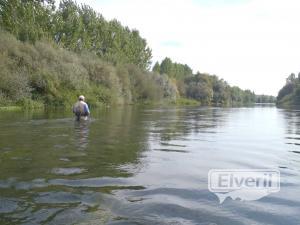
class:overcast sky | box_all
[75,0,300,95]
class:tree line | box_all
[277,73,300,106]
[152,58,275,105]
[0,0,274,108]
[0,0,152,69]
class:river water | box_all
[0,105,299,225]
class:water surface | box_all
[0,105,299,224]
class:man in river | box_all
[73,95,90,121]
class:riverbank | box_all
[1,99,268,112]
[0,30,178,108]
[0,97,201,112]
[0,106,22,111]
[0,1,275,109]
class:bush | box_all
[0,30,177,108]
[17,98,44,109]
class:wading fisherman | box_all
[73,95,90,121]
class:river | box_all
[0,105,299,225]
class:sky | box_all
[75,0,300,95]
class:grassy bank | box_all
[173,98,200,106]
[0,106,22,111]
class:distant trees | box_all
[286,73,296,84]
[152,62,160,74]
[255,95,276,103]
[185,73,213,104]
[152,58,258,105]
[154,57,193,79]
[277,73,300,106]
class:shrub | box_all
[0,30,176,108]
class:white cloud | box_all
[75,0,300,95]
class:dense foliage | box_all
[0,31,177,107]
[0,0,271,108]
[153,58,261,105]
[0,0,152,69]
[277,73,300,106]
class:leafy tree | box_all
[185,73,213,104]
[152,62,160,73]
[277,79,296,102]
[160,57,173,75]
[0,0,54,42]
[0,0,152,69]
[155,57,193,79]
[286,73,296,83]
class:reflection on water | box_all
[74,120,90,151]
[0,105,300,224]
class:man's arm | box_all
[84,103,90,115]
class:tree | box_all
[152,62,160,73]
[0,0,54,42]
[0,0,152,69]
[277,83,295,101]
[160,57,173,75]
[286,73,296,83]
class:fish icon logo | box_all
[208,169,280,204]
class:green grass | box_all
[0,106,22,111]
[173,98,200,106]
